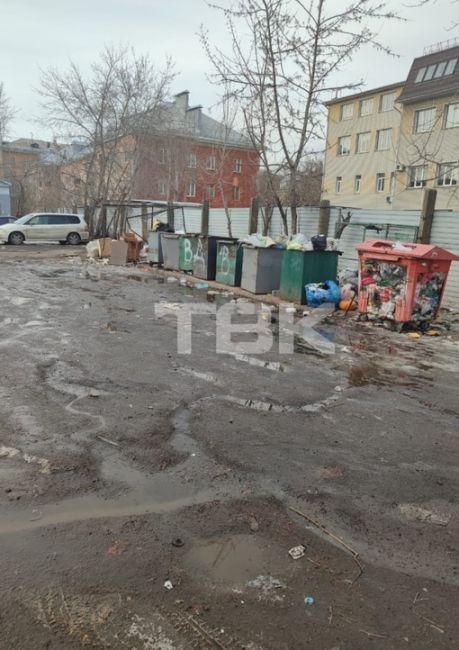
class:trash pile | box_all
[86,233,145,266]
[412,271,446,323]
[338,268,359,311]
[240,232,339,252]
[360,259,406,321]
[304,280,341,307]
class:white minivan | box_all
[0,212,89,245]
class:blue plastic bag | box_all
[305,280,341,307]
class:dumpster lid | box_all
[356,239,459,261]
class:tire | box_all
[8,231,25,245]
[67,232,82,246]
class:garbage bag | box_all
[305,280,341,307]
[311,235,327,251]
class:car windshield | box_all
[13,213,36,225]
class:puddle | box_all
[170,406,201,455]
[185,534,279,585]
[0,453,215,535]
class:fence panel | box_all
[430,211,459,306]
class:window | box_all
[234,159,242,173]
[206,155,216,170]
[27,215,49,225]
[359,98,373,116]
[444,103,459,128]
[434,61,447,78]
[445,58,458,75]
[436,162,458,187]
[48,215,70,225]
[68,215,80,224]
[415,67,426,83]
[188,153,197,168]
[414,107,436,133]
[158,148,166,164]
[408,165,427,188]
[356,132,371,153]
[206,185,216,199]
[341,103,353,120]
[423,64,436,81]
[337,135,351,156]
[380,93,396,112]
[158,181,167,196]
[376,128,392,151]
[415,58,458,83]
[354,175,362,193]
[232,185,240,200]
[335,176,342,193]
[376,173,385,192]
[186,181,196,197]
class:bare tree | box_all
[202,0,401,234]
[39,46,175,236]
[0,83,15,141]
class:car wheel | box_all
[8,231,25,245]
[67,232,82,246]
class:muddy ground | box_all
[0,244,458,649]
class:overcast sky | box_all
[1,0,457,141]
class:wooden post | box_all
[318,199,330,236]
[249,197,259,234]
[201,199,209,236]
[418,188,437,244]
[141,204,148,241]
[167,201,175,231]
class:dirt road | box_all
[0,245,458,649]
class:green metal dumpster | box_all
[280,250,340,304]
[215,239,243,286]
[179,234,198,272]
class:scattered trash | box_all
[107,541,128,556]
[339,298,357,311]
[96,435,120,447]
[426,329,440,337]
[304,596,315,606]
[86,240,99,259]
[0,446,20,459]
[305,281,341,307]
[172,538,184,548]
[288,545,306,560]
[164,580,174,590]
[247,575,285,602]
[290,506,363,582]
[166,276,178,283]
[195,282,209,289]
[29,509,43,522]
[408,332,421,339]
[180,278,188,286]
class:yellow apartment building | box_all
[322,41,459,211]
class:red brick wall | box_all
[179,143,259,208]
[134,137,259,208]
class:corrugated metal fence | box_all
[115,202,459,305]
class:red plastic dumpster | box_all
[356,239,459,325]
